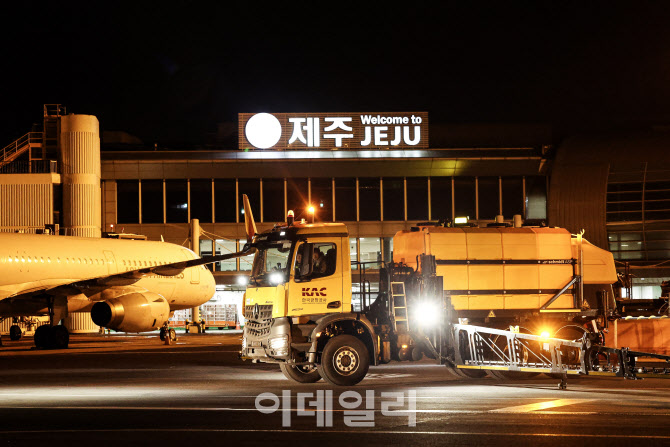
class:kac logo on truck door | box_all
[302,287,327,297]
[302,287,327,304]
[239,112,429,150]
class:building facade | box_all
[2,107,668,302]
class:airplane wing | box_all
[101,249,254,281]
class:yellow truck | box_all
[239,197,669,386]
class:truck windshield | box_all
[249,241,293,286]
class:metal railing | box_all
[43,104,66,117]
[351,260,384,312]
[1,132,42,165]
[0,159,57,174]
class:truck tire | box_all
[279,363,322,383]
[318,335,369,386]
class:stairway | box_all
[0,105,65,173]
[0,132,42,171]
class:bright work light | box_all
[269,272,284,285]
[415,301,441,327]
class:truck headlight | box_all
[269,272,284,285]
[415,301,441,327]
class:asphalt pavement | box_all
[0,332,669,446]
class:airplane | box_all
[0,232,248,349]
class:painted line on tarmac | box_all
[0,406,615,415]
[491,398,593,413]
[0,428,669,439]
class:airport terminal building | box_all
[1,106,669,324]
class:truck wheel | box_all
[279,363,322,383]
[318,335,370,386]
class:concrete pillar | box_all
[189,219,202,333]
[60,114,101,237]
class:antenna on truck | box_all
[243,194,257,242]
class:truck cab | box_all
[241,221,378,385]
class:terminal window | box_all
[502,177,524,218]
[406,177,428,221]
[383,177,404,221]
[310,178,333,222]
[454,178,476,221]
[190,179,212,223]
[262,178,284,222]
[238,179,260,222]
[359,178,381,221]
[166,180,188,223]
[116,180,139,224]
[335,178,357,221]
[430,177,452,222]
[141,180,164,224]
[287,178,308,219]
[214,179,237,223]
[478,176,500,220]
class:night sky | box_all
[2,2,670,148]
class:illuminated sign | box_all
[238,112,429,150]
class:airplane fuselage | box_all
[0,233,216,317]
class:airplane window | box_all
[21,257,25,263]
[144,261,147,266]
[7,257,11,263]
[41,257,44,263]
[78,258,81,264]
[47,258,51,263]
[27,257,31,263]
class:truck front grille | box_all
[245,304,273,338]
[245,304,273,321]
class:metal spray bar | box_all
[450,324,670,387]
